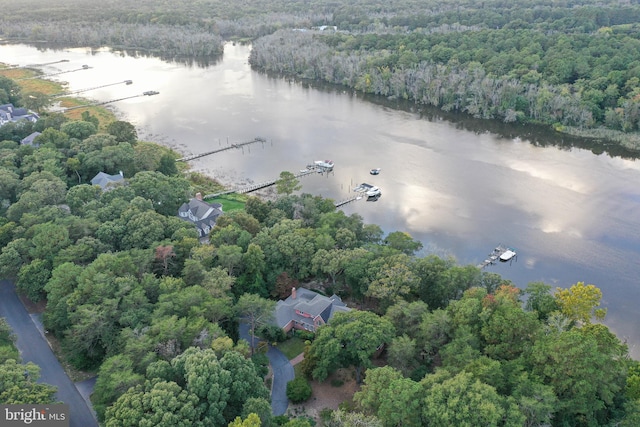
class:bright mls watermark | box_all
[1,405,68,426]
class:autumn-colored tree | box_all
[555,281,607,325]
[273,271,298,300]
[228,413,261,427]
[155,245,176,275]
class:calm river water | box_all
[2,43,639,357]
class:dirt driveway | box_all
[287,368,360,422]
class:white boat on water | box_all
[366,186,381,197]
[314,160,334,170]
[499,249,517,262]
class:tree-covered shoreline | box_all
[2,0,640,150]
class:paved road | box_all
[0,280,98,427]
[239,322,294,415]
[267,345,295,415]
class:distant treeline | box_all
[3,0,640,148]
[0,21,223,58]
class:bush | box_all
[330,378,344,387]
[286,376,312,403]
[319,408,333,424]
[251,352,270,378]
[294,330,315,341]
[272,415,290,425]
[259,324,287,342]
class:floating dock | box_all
[353,183,375,192]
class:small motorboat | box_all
[366,186,381,197]
[314,160,334,170]
[370,168,381,175]
[499,249,517,262]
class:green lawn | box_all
[275,337,306,360]
[206,193,246,212]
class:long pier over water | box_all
[177,137,267,162]
[204,168,318,199]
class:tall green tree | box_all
[107,120,138,143]
[60,120,97,140]
[22,91,52,113]
[383,231,423,255]
[0,75,21,105]
[91,355,144,421]
[524,281,559,321]
[16,259,51,302]
[311,248,349,287]
[529,328,625,425]
[275,171,301,195]
[105,348,268,426]
[421,371,524,427]
[0,359,57,404]
[129,171,191,216]
[236,293,275,354]
[309,310,395,383]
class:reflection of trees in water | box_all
[117,48,223,68]
[411,104,639,160]
[20,42,223,69]
[288,77,640,160]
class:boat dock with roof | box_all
[477,244,517,269]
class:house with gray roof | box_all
[20,131,42,146]
[275,287,351,333]
[90,171,125,190]
[177,193,223,237]
[0,103,39,126]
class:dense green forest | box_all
[1,73,640,426]
[2,0,640,149]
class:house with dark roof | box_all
[177,193,223,237]
[20,131,42,146]
[275,287,351,333]
[90,171,125,190]
[0,104,39,126]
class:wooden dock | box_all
[204,168,316,199]
[176,137,267,162]
[334,194,363,207]
[63,91,159,112]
